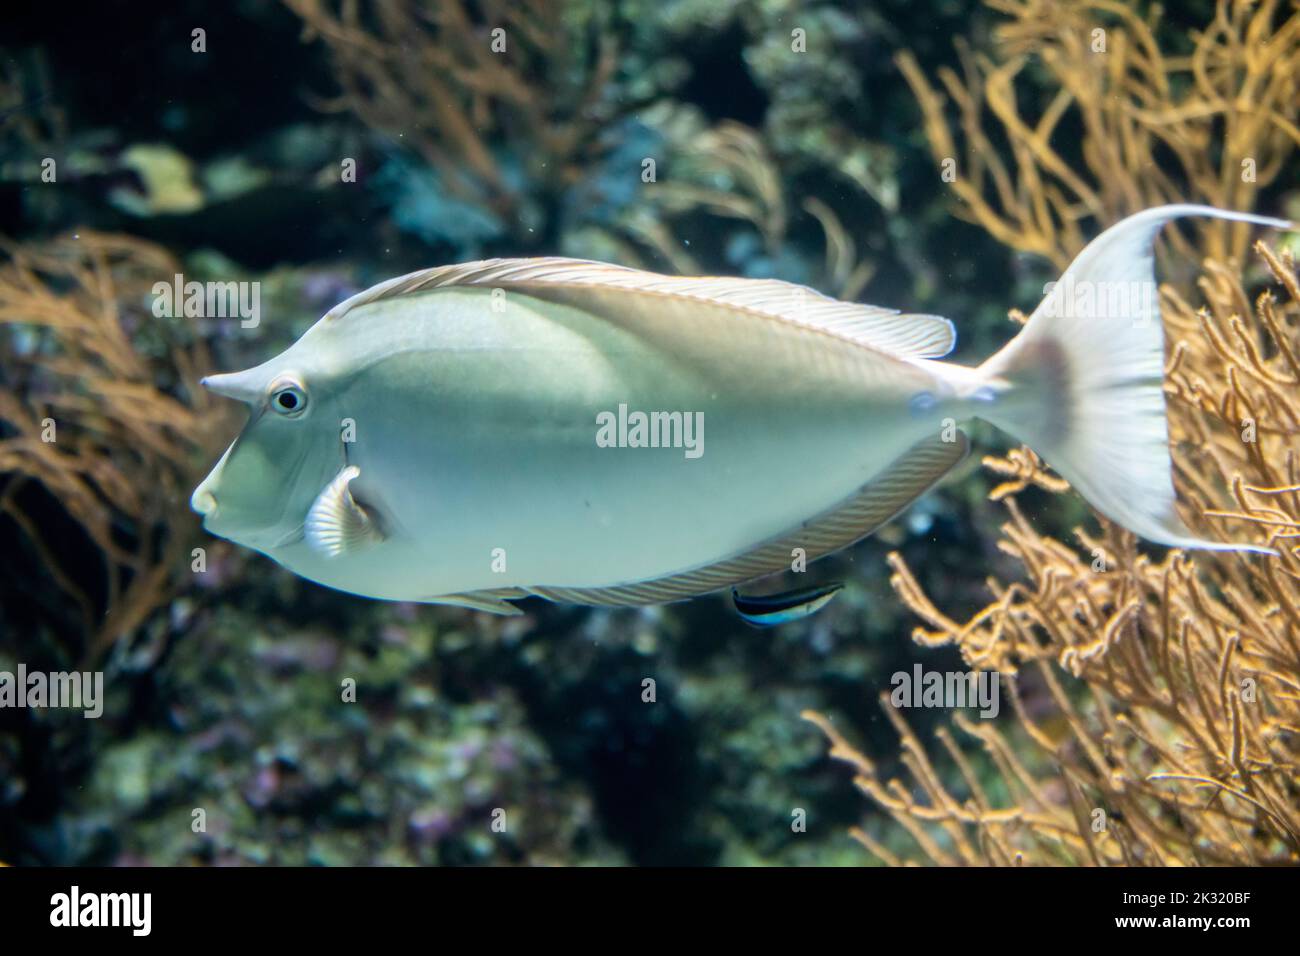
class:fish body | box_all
[193,206,1287,615]
[200,280,964,602]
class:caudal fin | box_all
[977,204,1290,554]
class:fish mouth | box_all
[191,487,218,517]
[191,436,240,521]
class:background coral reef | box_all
[1,0,1297,865]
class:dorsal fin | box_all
[525,432,969,608]
[326,257,956,360]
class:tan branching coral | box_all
[809,243,1300,866]
[284,0,618,226]
[0,232,229,663]
[808,0,1300,866]
[896,0,1300,270]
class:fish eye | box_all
[269,380,308,417]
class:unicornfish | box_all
[191,205,1288,617]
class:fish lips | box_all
[191,439,237,520]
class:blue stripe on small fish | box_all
[731,582,844,627]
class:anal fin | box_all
[431,590,526,617]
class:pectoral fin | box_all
[306,465,384,557]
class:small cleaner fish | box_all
[192,205,1287,617]
[732,583,845,627]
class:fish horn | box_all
[200,369,265,403]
